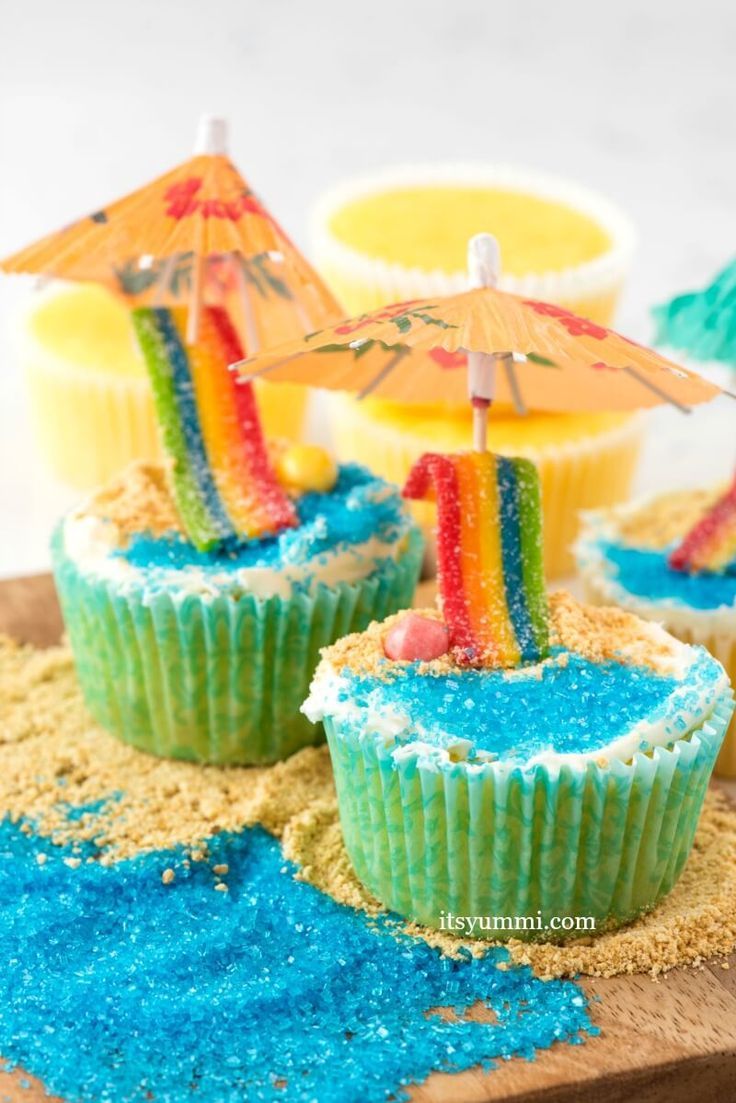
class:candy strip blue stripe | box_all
[497,457,540,661]
[154,309,233,539]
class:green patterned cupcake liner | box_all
[52,527,423,765]
[325,692,734,940]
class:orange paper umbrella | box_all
[238,234,730,448]
[1,116,342,346]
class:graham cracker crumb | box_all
[316,607,449,681]
[0,634,335,861]
[161,868,175,885]
[80,461,182,541]
[617,487,721,549]
[212,863,229,876]
[2,634,735,980]
[505,788,736,978]
[281,798,383,915]
[317,592,682,680]
[549,591,680,673]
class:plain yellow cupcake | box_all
[311,164,636,323]
[21,284,309,488]
[315,165,640,577]
[329,396,643,579]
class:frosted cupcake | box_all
[329,396,642,578]
[52,459,423,765]
[304,593,732,938]
[575,484,736,776]
[20,284,310,488]
[311,164,635,323]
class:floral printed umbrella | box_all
[0,116,342,346]
[237,235,729,449]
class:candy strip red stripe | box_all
[404,453,475,655]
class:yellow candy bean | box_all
[276,444,338,493]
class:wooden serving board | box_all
[1,574,735,1103]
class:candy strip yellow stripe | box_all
[175,312,270,537]
[453,455,489,655]
[473,453,522,666]
[457,454,520,666]
[700,529,736,572]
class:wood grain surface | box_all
[1,574,735,1103]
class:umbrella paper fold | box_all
[1,116,343,349]
[236,279,726,414]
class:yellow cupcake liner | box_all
[23,341,308,490]
[582,574,736,778]
[328,398,643,579]
[26,355,161,488]
[311,164,636,324]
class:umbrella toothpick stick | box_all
[502,353,527,416]
[467,233,501,453]
[186,115,229,345]
[469,354,496,452]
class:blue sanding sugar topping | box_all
[339,648,721,761]
[600,540,736,610]
[116,464,409,577]
[0,819,596,1103]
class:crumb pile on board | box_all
[1,636,735,986]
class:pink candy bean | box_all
[384,613,450,662]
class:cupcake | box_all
[52,458,423,765]
[20,284,310,488]
[575,485,736,777]
[329,396,642,578]
[311,164,635,323]
[303,592,732,938]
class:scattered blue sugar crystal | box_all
[59,795,120,822]
[116,464,409,587]
[0,818,596,1103]
[343,652,684,761]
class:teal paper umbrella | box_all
[654,258,736,368]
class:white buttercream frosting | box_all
[302,603,730,770]
[60,463,416,600]
[575,495,736,634]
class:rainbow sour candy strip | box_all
[404,452,549,667]
[669,474,736,574]
[132,306,296,551]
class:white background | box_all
[1,0,735,577]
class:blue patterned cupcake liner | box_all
[52,526,423,765]
[325,692,733,939]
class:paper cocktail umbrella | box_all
[1,116,343,348]
[237,233,733,667]
[1,117,343,548]
[236,233,728,418]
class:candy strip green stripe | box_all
[132,309,221,551]
[514,458,549,657]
